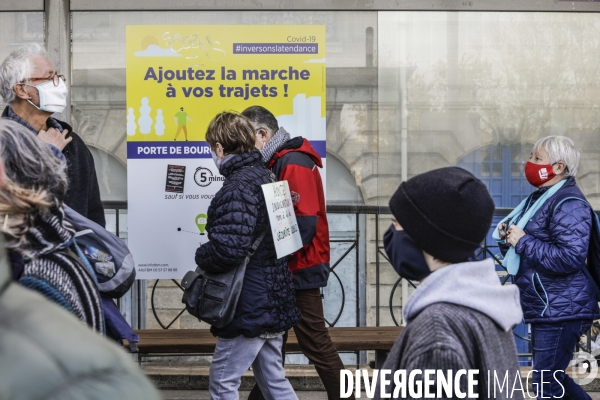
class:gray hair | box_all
[241,106,279,133]
[0,43,47,104]
[533,135,581,177]
[0,120,68,200]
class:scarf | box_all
[6,107,67,163]
[260,127,291,164]
[211,151,235,173]
[6,107,63,135]
[492,179,567,275]
[16,204,104,332]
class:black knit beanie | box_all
[388,167,495,263]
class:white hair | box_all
[0,43,47,104]
[533,135,581,177]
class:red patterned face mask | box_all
[525,161,555,187]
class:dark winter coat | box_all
[2,106,106,227]
[269,137,330,289]
[195,151,300,338]
[0,236,161,400]
[513,177,600,324]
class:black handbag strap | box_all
[194,229,268,275]
[248,229,268,257]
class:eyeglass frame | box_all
[19,73,66,87]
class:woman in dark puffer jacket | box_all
[195,112,300,400]
[494,136,599,400]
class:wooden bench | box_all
[129,326,403,368]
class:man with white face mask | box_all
[0,44,105,226]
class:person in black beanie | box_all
[375,167,525,400]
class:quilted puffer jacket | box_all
[513,177,600,324]
[194,151,301,338]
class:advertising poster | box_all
[126,25,326,279]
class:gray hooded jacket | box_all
[0,237,161,400]
[376,259,524,400]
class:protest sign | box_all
[262,181,303,259]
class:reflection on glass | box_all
[0,12,44,108]
[71,10,377,341]
[71,11,377,206]
[89,146,127,201]
[379,12,600,209]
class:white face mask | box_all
[211,150,222,170]
[25,78,68,114]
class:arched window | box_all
[456,143,533,208]
[326,154,364,205]
[89,147,127,201]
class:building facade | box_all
[2,0,600,365]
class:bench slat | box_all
[130,327,403,354]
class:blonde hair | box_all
[205,112,257,154]
[0,178,53,253]
[0,120,68,255]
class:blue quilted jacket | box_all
[194,151,300,338]
[512,177,600,324]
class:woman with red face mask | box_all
[493,136,599,400]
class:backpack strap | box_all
[551,196,600,232]
[552,196,588,217]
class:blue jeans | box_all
[209,335,298,400]
[531,320,592,400]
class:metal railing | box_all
[148,205,364,330]
[101,202,516,329]
[103,201,598,364]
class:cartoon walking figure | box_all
[174,107,193,141]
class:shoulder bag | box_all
[181,230,267,328]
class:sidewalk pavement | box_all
[160,390,600,399]
[144,364,330,391]
[162,390,327,399]
[144,364,600,392]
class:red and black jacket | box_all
[269,137,330,290]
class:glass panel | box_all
[72,12,376,354]
[511,163,522,177]
[492,163,502,177]
[481,163,490,177]
[378,12,600,209]
[0,12,44,108]
[71,11,376,208]
[379,11,600,365]
[89,147,127,201]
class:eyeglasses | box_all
[21,73,66,87]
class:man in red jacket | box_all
[243,106,353,400]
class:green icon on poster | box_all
[196,213,208,235]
